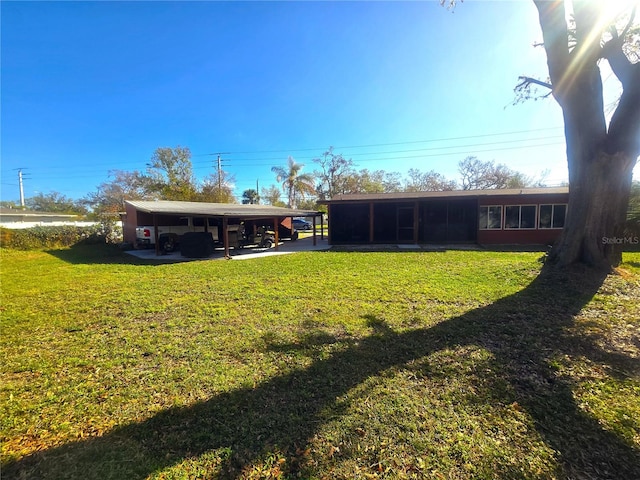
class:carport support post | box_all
[413,201,419,244]
[273,217,279,250]
[153,214,160,256]
[223,217,230,259]
[312,216,317,246]
[369,202,374,243]
[326,205,331,244]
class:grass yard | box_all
[1,245,639,479]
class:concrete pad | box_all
[125,236,330,262]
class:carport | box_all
[123,200,322,257]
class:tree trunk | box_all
[548,151,635,269]
[534,0,640,271]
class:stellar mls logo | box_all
[602,236,639,245]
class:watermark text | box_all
[602,236,639,245]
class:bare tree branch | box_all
[439,0,460,10]
[533,0,571,104]
[602,7,638,88]
[619,6,636,42]
[517,76,552,90]
[510,76,553,106]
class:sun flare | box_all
[599,0,639,23]
[566,0,639,28]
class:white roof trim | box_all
[125,200,319,218]
[327,187,569,202]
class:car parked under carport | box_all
[123,200,321,258]
[292,218,312,230]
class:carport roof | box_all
[126,200,319,218]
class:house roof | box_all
[0,208,79,219]
[326,187,569,203]
[125,200,320,218]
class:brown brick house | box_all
[324,187,569,247]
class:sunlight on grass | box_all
[1,247,639,479]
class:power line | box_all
[196,140,566,168]
[194,126,564,156]
[6,132,566,180]
[202,135,565,166]
[0,160,147,172]
[2,128,568,186]
[17,139,566,182]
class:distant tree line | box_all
[1,146,235,217]
[277,146,550,208]
[0,191,89,216]
[5,145,637,232]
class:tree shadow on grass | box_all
[4,267,640,479]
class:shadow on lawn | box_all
[5,267,640,479]
[45,244,183,266]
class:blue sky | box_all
[1,1,636,203]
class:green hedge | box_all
[0,223,122,250]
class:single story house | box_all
[323,187,569,246]
[123,200,322,256]
[0,208,95,229]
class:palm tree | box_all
[271,156,316,208]
[241,189,260,205]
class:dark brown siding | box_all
[123,203,139,244]
[478,229,562,245]
[477,193,568,245]
[327,190,570,246]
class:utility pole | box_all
[18,169,25,208]
[210,152,230,195]
[14,168,28,209]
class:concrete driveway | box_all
[125,235,329,262]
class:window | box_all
[504,205,537,229]
[479,206,502,230]
[539,204,567,229]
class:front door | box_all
[397,206,415,242]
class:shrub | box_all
[0,224,120,250]
[97,219,124,244]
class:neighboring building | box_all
[0,208,94,229]
[324,187,569,246]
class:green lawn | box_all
[1,245,639,479]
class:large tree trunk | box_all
[534,0,640,271]
[549,150,635,269]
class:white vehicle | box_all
[135,217,220,252]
